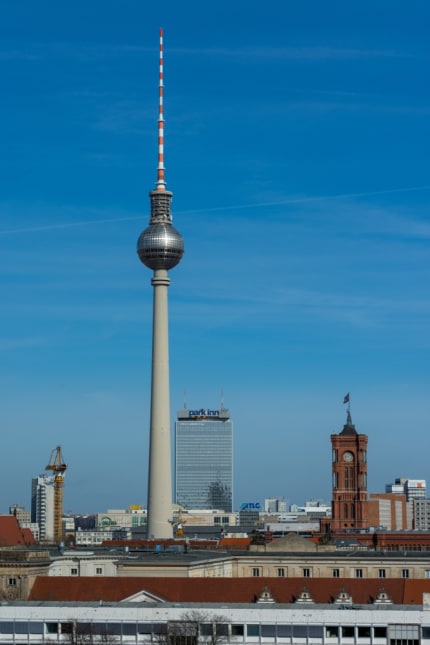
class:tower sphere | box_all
[137,222,184,270]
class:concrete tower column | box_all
[147,269,172,538]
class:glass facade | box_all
[175,409,233,512]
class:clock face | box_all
[343,451,354,462]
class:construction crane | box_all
[46,446,67,544]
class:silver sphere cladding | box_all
[137,223,184,270]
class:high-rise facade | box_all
[330,410,368,531]
[175,408,233,512]
[385,478,427,530]
[31,475,55,542]
[264,497,287,513]
[386,478,426,501]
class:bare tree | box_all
[167,610,229,645]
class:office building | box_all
[386,478,427,501]
[175,407,233,512]
[413,499,430,531]
[264,497,287,513]
[31,475,55,542]
[385,478,427,529]
[368,492,408,530]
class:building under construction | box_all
[31,446,67,544]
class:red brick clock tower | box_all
[330,409,368,531]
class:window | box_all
[261,625,276,637]
[71,568,78,575]
[216,624,228,637]
[246,625,260,636]
[96,567,103,575]
[326,626,339,638]
[425,570,430,579]
[200,624,213,637]
[29,623,44,634]
[45,623,58,635]
[373,626,387,638]
[152,623,167,635]
[355,568,363,578]
[342,626,354,638]
[231,625,244,636]
[332,568,340,578]
[252,567,260,577]
[277,568,285,577]
[61,623,73,635]
[333,472,338,488]
[15,623,29,634]
[0,622,14,634]
[389,624,419,641]
[138,624,152,635]
[333,449,338,462]
[7,578,16,586]
[358,626,371,638]
[106,623,122,636]
[345,466,355,489]
[379,568,386,578]
[303,568,310,577]
[402,568,409,578]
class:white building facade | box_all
[0,599,429,644]
[31,475,55,542]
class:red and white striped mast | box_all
[156,27,166,191]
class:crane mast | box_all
[46,446,67,544]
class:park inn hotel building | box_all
[175,407,233,512]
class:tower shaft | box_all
[147,269,172,538]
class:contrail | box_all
[180,185,430,215]
[0,185,429,235]
[0,215,142,235]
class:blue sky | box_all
[1,1,430,514]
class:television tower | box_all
[137,29,184,539]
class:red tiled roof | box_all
[219,537,252,549]
[0,516,35,546]
[29,576,427,605]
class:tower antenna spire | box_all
[156,27,166,191]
